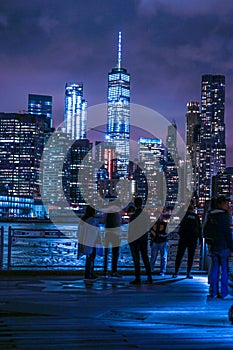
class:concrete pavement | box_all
[0,272,233,349]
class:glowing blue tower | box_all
[106,32,130,178]
[64,83,87,140]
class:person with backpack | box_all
[150,214,169,276]
[172,199,202,279]
[204,196,233,299]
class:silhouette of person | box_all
[172,199,202,279]
[128,197,152,285]
[206,196,233,299]
[103,208,122,277]
[78,205,100,280]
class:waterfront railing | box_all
[2,225,205,273]
[7,226,81,270]
[6,226,136,271]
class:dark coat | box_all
[178,211,202,244]
[128,208,150,243]
[150,219,168,244]
[205,209,232,252]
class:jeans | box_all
[104,246,119,274]
[150,242,169,273]
[209,248,230,298]
[104,231,120,274]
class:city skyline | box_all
[1,1,233,165]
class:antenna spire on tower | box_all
[117,31,122,69]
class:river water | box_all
[0,221,132,271]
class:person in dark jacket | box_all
[128,197,152,285]
[150,214,168,276]
[207,196,233,299]
[172,199,202,279]
[103,211,121,277]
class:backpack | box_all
[203,215,218,245]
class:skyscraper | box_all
[166,119,178,159]
[212,172,233,199]
[41,129,70,207]
[186,101,200,193]
[28,94,53,128]
[64,83,87,140]
[67,139,93,208]
[95,141,117,180]
[106,32,130,178]
[138,137,165,211]
[199,75,226,205]
[165,120,179,209]
[0,113,45,217]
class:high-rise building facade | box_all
[0,113,45,217]
[64,83,87,140]
[138,137,165,212]
[106,32,130,178]
[166,119,178,159]
[67,139,93,209]
[199,75,226,205]
[95,141,117,180]
[165,120,179,209]
[212,172,233,199]
[28,94,53,128]
[132,163,148,205]
[41,129,70,208]
[186,101,201,193]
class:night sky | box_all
[1,0,233,164]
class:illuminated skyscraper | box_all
[95,141,117,180]
[199,75,226,205]
[68,139,93,208]
[138,138,165,211]
[186,102,200,155]
[166,119,178,159]
[106,32,130,178]
[28,94,53,128]
[64,83,87,140]
[212,171,233,199]
[41,129,70,207]
[165,120,179,209]
[186,101,200,193]
[0,113,45,217]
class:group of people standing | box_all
[78,196,233,297]
[78,197,164,283]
